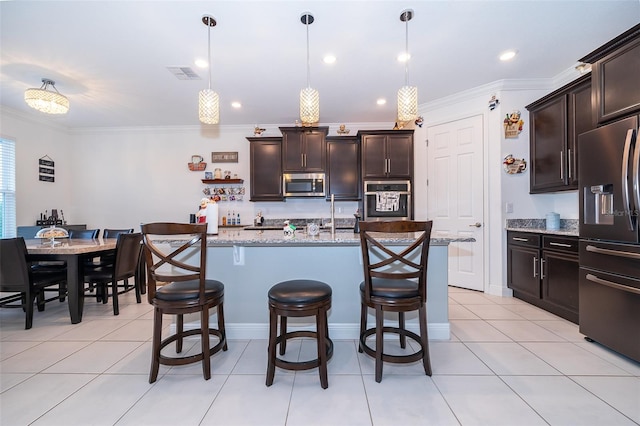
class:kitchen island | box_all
[159,228,473,340]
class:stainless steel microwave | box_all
[283,173,326,197]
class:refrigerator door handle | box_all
[586,273,640,296]
[633,127,640,219]
[621,129,635,231]
[586,244,640,260]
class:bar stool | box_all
[266,279,333,389]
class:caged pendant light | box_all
[199,14,219,124]
[24,78,69,115]
[397,9,418,123]
[300,13,319,125]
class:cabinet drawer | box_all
[543,236,578,253]
[507,232,540,248]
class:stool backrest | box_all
[358,220,433,303]
[140,222,207,303]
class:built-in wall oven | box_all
[363,180,411,221]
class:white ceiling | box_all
[1,0,639,129]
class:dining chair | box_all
[69,228,100,239]
[357,220,433,382]
[85,228,134,290]
[0,237,68,329]
[82,232,143,315]
[141,222,227,383]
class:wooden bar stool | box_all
[266,279,333,389]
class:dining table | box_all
[25,237,117,324]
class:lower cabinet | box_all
[507,231,579,323]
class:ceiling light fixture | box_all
[397,9,417,123]
[24,78,69,115]
[499,50,517,61]
[300,13,319,125]
[199,14,219,125]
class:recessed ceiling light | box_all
[376,98,387,105]
[499,50,518,61]
[323,55,336,64]
[231,102,242,108]
[194,58,208,68]
[397,53,411,62]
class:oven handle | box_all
[586,273,640,295]
[621,129,635,231]
[586,244,640,260]
[364,191,410,195]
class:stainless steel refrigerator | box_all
[578,115,640,362]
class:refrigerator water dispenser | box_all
[584,184,614,225]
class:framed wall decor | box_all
[39,155,55,182]
[212,151,238,163]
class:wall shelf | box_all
[202,179,244,184]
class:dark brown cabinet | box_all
[279,126,328,173]
[507,231,579,323]
[247,137,283,202]
[326,136,360,201]
[580,24,640,125]
[526,74,593,193]
[358,130,413,179]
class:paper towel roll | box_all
[205,203,219,235]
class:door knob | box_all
[469,222,482,228]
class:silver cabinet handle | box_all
[533,257,538,278]
[549,242,572,248]
[512,237,528,242]
[468,222,482,228]
[560,151,564,180]
[633,127,640,218]
[568,148,572,180]
[540,258,546,279]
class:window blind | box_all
[0,138,16,238]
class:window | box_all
[0,138,16,238]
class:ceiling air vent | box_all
[167,67,201,80]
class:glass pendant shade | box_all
[24,79,69,115]
[199,89,219,124]
[300,87,319,124]
[397,85,418,122]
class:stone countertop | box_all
[157,229,475,247]
[505,218,579,237]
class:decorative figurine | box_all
[503,154,527,174]
[414,116,424,128]
[337,124,350,135]
[253,125,266,136]
[488,95,500,111]
[283,220,296,238]
[504,110,524,138]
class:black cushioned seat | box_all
[156,280,224,301]
[266,279,333,389]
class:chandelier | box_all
[24,78,69,115]
[300,13,319,125]
[199,14,219,124]
[397,9,418,122]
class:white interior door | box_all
[427,115,484,291]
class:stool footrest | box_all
[273,331,334,371]
[359,326,424,364]
[158,328,226,367]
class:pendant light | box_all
[300,13,319,125]
[199,14,219,124]
[24,78,69,115]
[397,9,418,122]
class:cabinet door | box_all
[361,134,387,178]
[386,134,413,178]
[303,131,326,172]
[282,132,304,172]
[530,96,567,193]
[568,80,593,188]
[327,137,360,200]
[508,246,541,299]
[592,37,640,124]
[249,138,283,201]
[542,250,579,317]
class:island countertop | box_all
[162,229,475,247]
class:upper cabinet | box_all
[526,74,593,193]
[279,126,328,173]
[326,135,360,201]
[358,130,414,179]
[247,137,284,202]
[579,24,640,125]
